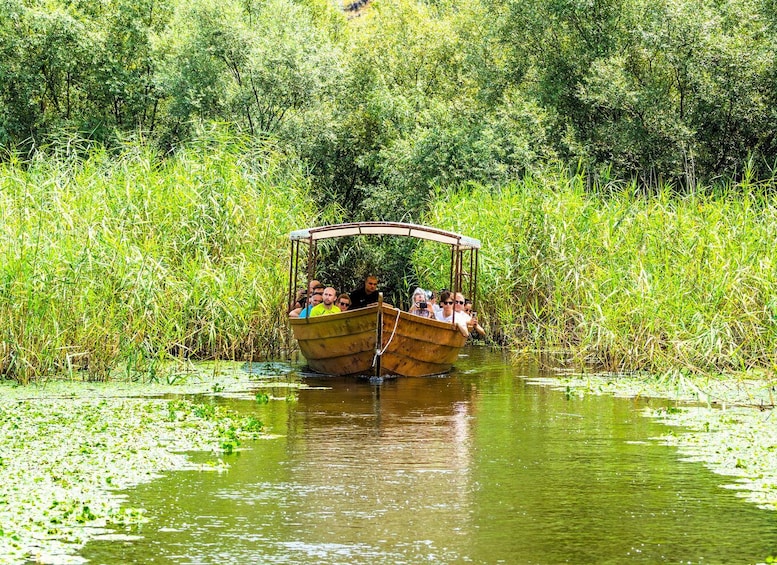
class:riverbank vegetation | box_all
[4,145,777,380]
[0,133,324,383]
[423,173,777,375]
[2,0,777,382]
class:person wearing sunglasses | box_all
[336,293,351,311]
[454,292,486,338]
[452,292,471,324]
[434,291,469,336]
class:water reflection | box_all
[80,347,777,564]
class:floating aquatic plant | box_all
[0,362,292,563]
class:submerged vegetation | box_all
[0,361,287,563]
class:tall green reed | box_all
[0,129,318,383]
[422,169,777,376]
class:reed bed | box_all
[423,172,777,376]
[0,132,317,383]
[4,133,775,381]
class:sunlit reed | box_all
[423,168,777,376]
[0,130,317,383]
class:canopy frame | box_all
[287,222,480,312]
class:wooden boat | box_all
[287,222,480,378]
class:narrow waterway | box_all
[81,347,777,564]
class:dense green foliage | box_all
[3,0,776,191]
[2,0,777,379]
[420,173,777,374]
[0,131,319,382]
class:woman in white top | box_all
[435,291,469,336]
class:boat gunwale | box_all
[289,302,459,332]
[290,303,466,377]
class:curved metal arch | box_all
[290,221,481,251]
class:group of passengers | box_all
[409,287,485,338]
[289,275,380,318]
[290,275,484,338]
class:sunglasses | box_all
[338,301,350,306]
[442,301,454,305]
[455,300,465,305]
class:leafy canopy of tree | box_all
[2,0,776,196]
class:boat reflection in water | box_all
[277,372,480,561]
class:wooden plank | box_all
[290,303,467,377]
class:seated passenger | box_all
[434,291,469,337]
[452,292,472,326]
[290,280,323,312]
[349,275,379,309]
[309,287,341,316]
[336,293,351,311]
[289,290,323,318]
[463,298,486,338]
[408,287,434,318]
[292,288,307,311]
[433,288,448,317]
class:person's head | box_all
[464,299,472,314]
[412,287,426,305]
[364,275,379,295]
[337,293,351,310]
[454,292,467,311]
[307,279,321,294]
[309,292,323,308]
[439,291,454,313]
[322,287,337,306]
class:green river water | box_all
[79,347,777,564]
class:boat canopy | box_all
[290,222,481,251]
[287,221,480,314]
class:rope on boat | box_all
[373,309,402,364]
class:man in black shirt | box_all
[349,275,379,309]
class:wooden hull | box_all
[290,304,467,377]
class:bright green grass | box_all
[0,131,319,383]
[422,171,777,376]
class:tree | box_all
[577,0,774,185]
[157,0,343,141]
[83,0,171,136]
[0,2,92,146]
